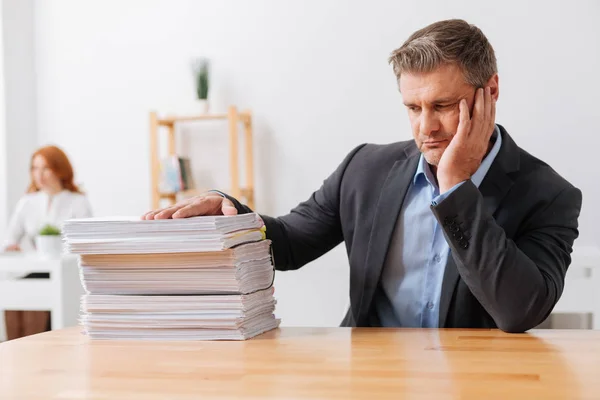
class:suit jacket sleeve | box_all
[222,144,367,271]
[431,179,582,333]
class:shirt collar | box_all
[413,124,502,188]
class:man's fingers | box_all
[142,193,239,220]
[221,198,238,216]
[145,197,194,220]
[457,99,471,138]
[154,204,188,220]
[172,195,224,219]
[490,95,497,136]
[171,203,202,219]
[484,86,494,138]
[142,208,166,220]
[468,87,484,135]
[484,87,491,119]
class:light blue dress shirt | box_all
[375,125,502,327]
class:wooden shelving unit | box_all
[149,105,254,210]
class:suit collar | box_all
[492,124,520,174]
[400,140,420,161]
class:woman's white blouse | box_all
[3,190,93,250]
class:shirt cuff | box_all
[208,190,226,198]
[431,181,467,206]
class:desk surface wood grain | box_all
[1,327,599,399]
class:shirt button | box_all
[433,254,441,263]
[427,302,434,310]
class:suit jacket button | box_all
[453,232,464,240]
[444,216,454,226]
[460,240,469,249]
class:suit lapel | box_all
[438,125,520,327]
[356,146,419,325]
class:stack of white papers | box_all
[77,240,275,294]
[62,214,265,254]
[80,289,280,340]
[62,213,280,341]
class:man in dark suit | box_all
[143,19,582,333]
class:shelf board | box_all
[158,190,212,199]
[156,111,251,127]
[158,187,253,200]
[158,114,228,126]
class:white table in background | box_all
[553,244,600,329]
[0,253,83,339]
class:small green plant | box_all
[192,58,210,100]
[39,224,61,236]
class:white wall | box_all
[0,0,38,340]
[30,0,600,327]
[0,2,7,231]
[2,0,37,220]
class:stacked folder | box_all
[62,213,280,340]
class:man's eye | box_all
[435,104,454,111]
[408,106,421,112]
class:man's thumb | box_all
[221,198,238,215]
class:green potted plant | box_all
[191,57,210,113]
[35,224,64,258]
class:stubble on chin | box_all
[422,149,443,167]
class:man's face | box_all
[399,63,478,166]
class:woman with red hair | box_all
[3,145,92,340]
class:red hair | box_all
[27,145,83,194]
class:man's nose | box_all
[419,110,440,137]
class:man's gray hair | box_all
[389,19,497,88]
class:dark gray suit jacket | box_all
[227,125,582,333]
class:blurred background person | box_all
[2,145,92,340]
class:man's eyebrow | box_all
[403,97,460,107]
[402,102,419,107]
[431,97,458,104]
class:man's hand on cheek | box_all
[437,86,496,193]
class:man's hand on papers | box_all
[142,192,238,220]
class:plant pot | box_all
[197,99,209,114]
[35,235,64,258]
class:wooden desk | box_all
[1,327,599,399]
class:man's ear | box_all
[486,74,499,101]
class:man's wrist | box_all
[439,175,470,194]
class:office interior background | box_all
[0,0,598,339]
